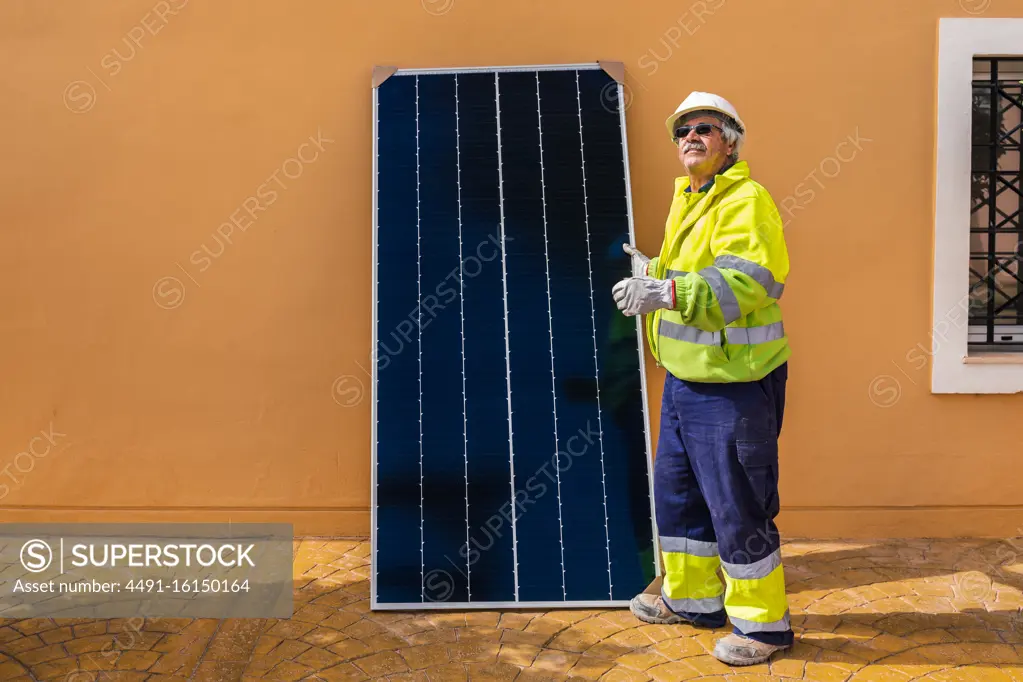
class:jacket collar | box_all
[676,160,749,197]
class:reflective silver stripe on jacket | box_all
[665,269,689,280]
[659,320,785,346]
[699,266,742,325]
[659,319,719,346]
[715,255,785,299]
[724,322,785,345]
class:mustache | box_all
[683,143,706,152]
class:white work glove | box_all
[612,277,674,317]
[622,243,651,277]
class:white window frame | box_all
[933,18,1023,393]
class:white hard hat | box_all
[665,91,745,141]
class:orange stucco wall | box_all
[2,0,1022,538]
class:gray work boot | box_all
[628,593,690,625]
[711,633,791,666]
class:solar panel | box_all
[372,63,656,609]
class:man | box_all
[612,92,792,666]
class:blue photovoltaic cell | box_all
[375,73,421,605]
[458,73,517,603]
[374,65,654,608]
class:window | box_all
[969,58,1023,351]
[933,19,1023,393]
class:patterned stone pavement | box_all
[3,538,1023,681]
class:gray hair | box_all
[681,109,744,163]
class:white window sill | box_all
[963,354,1023,365]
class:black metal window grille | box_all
[970,57,1023,351]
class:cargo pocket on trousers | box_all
[737,439,779,517]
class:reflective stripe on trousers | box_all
[721,549,791,632]
[658,537,724,618]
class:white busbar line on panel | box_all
[415,74,426,603]
[535,71,568,601]
[575,70,614,600]
[494,71,520,602]
[453,74,472,600]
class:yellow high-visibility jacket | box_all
[645,161,790,382]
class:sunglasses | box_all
[673,122,723,141]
